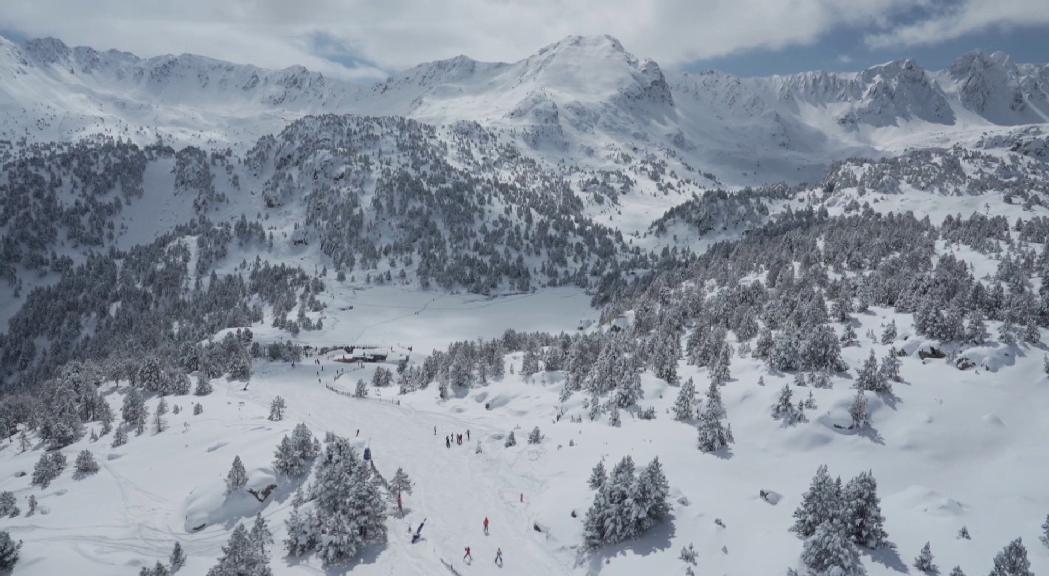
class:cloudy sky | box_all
[1,0,1048,79]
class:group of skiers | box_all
[463,517,502,566]
[425,428,508,567]
[443,429,470,448]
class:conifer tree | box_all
[0,492,18,518]
[75,449,99,477]
[914,542,936,574]
[849,390,870,430]
[673,378,697,422]
[800,517,866,576]
[588,460,607,490]
[112,426,129,447]
[842,471,887,548]
[697,396,733,453]
[528,426,543,444]
[0,531,21,571]
[226,456,248,495]
[268,396,286,421]
[194,373,213,396]
[856,350,888,393]
[154,397,168,433]
[791,465,841,537]
[880,320,897,344]
[988,538,1033,576]
[206,522,271,576]
[122,388,148,435]
[170,541,186,573]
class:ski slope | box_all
[1,293,1048,575]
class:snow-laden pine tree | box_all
[880,320,897,344]
[800,516,866,576]
[504,430,517,447]
[710,345,731,386]
[651,323,681,384]
[584,456,635,547]
[878,350,901,384]
[98,400,113,435]
[249,514,272,562]
[791,465,841,538]
[273,424,319,479]
[1042,515,1049,547]
[226,456,248,495]
[965,311,988,344]
[194,373,213,396]
[268,396,286,421]
[629,458,670,534]
[588,460,607,490]
[284,495,316,556]
[170,541,186,573]
[849,390,870,430]
[855,350,886,392]
[354,379,368,398]
[74,449,99,477]
[705,379,725,418]
[0,531,21,571]
[122,387,148,435]
[154,397,168,433]
[112,426,128,447]
[988,538,1033,576]
[842,471,887,548]
[389,467,413,515]
[697,395,733,453]
[308,435,387,566]
[371,366,392,387]
[583,455,669,548]
[521,349,540,376]
[140,561,169,576]
[948,566,965,576]
[528,426,543,444]
[914,542,936,574]
[32,451,66,488]
[614,363,643,409]
[673,378,697,422]
[0,492,18,518]
[772,384,801,425]
[206,522,271,576]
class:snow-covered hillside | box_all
[3,29,1049,576]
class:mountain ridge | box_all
[2,33,1048,185]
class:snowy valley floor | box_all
[1,289,1049,576]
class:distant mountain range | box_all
[2,33,1048,185]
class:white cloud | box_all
[1,0,1045,77]
[865,0,1049,48]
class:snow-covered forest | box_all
[1,28,1049,576]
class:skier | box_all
[446,436,451,449]
[466,429,471,441]
[495,547,503,567]
[411,518,426,543]
[483,516,490,535]
[434,425,437,436]
[463,546,472,563]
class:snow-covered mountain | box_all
[3,33,1048,185]
[5,30,1049,576]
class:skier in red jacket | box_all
[483,516,490,535]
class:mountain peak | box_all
[21,36,71,65]
[537,34,627,56]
